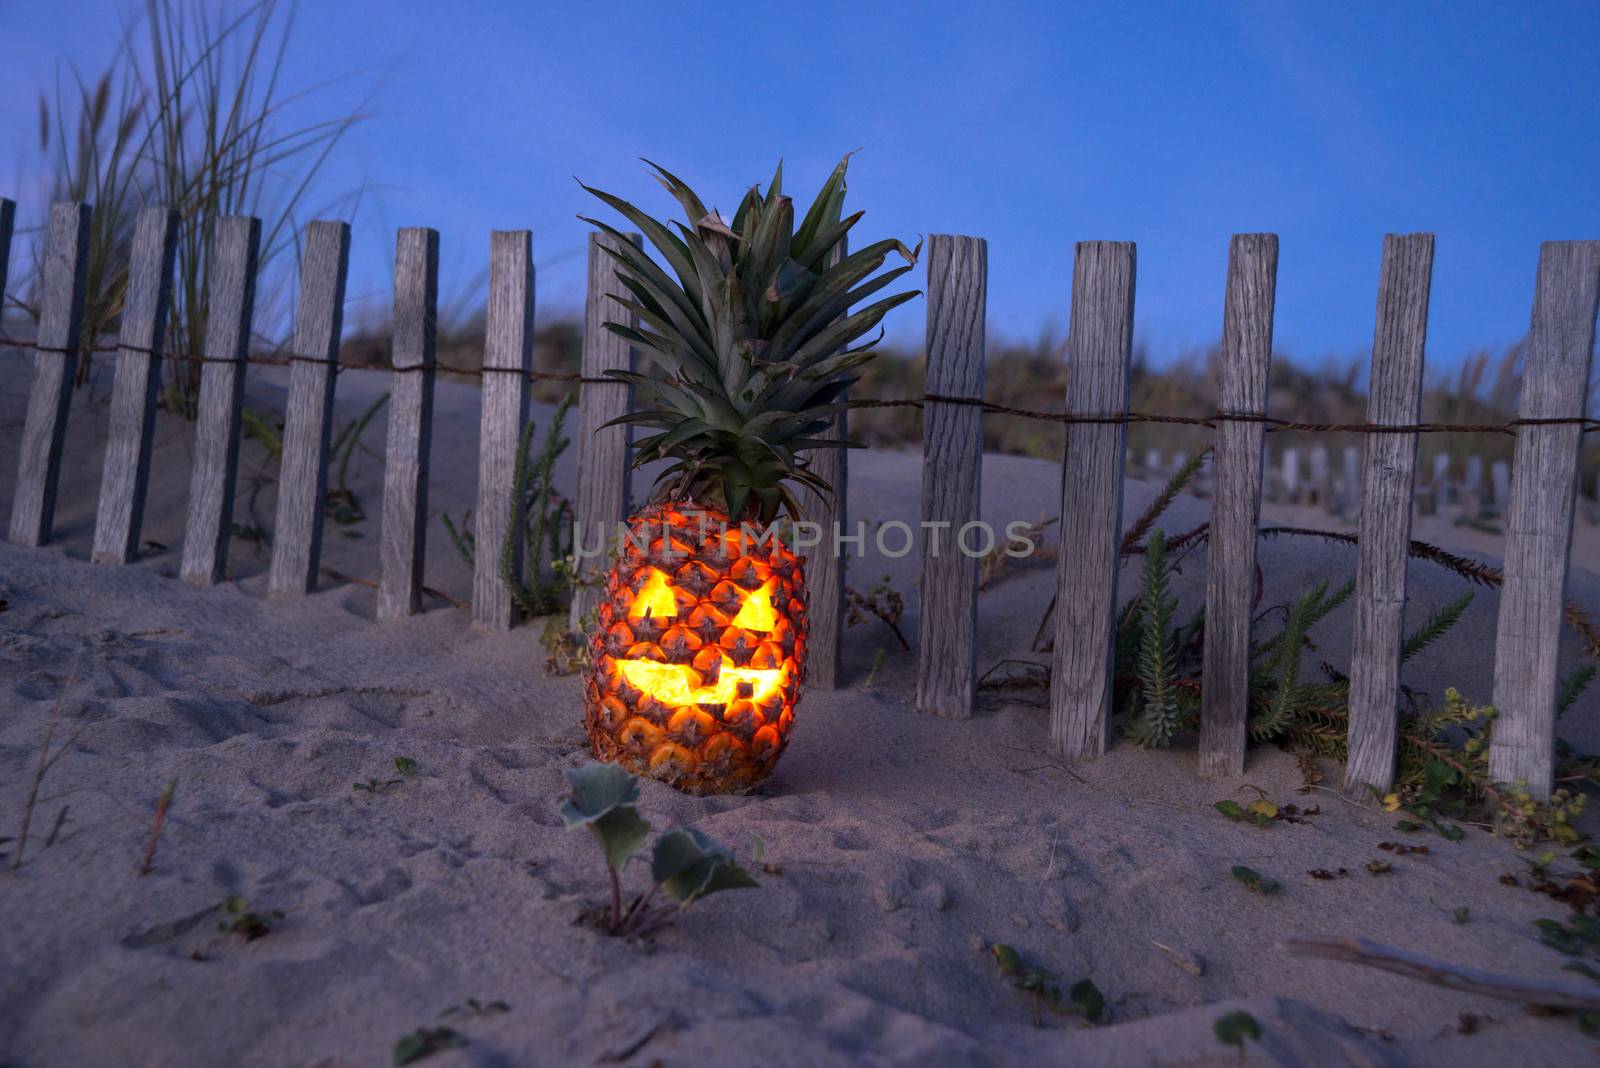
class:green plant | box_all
[1231,865,1280,895]
[499,394,574,617]
[443,396,575,619]
[138,777,177,876]
[24,0,367,405]
[354,756,417,795]
[1213,1010,1261,1065]
[1382,688,1592,848]
[241,408,284,463]
[1124,529,1187,748]
[1215,797,1278,828]
[864,647,888,689]
[989,943,1104,1027]
[579,155,920,522]
[561,763,756,937]
[1534,915,1600,984]
[844,575,909,650]
[217,894,282,940]
[540,616,590,676]
[439,998,508,1019]
[392,1026,464,1065]
[1086,457,1600,846]
[1248,578,1354,742]
[325,392,390,524]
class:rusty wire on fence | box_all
[3,332,1597,436]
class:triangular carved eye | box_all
[627,567,683,621]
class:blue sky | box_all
[4,1,1599,370]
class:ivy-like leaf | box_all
[1213,1011,1261,1048]
[393,1026,465,1065]
[1068,978,1104,1023]
[652,827,758,904]
[1231,865,1280,895]
[560,763,640,827]
[991,942,1023,976]
[589,806,651,873]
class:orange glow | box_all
[728,579,777,632]
[627,568,680,621]
[617,654,784,707]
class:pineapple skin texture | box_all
[584,500,807,795]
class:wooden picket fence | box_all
[4,198,1599,801]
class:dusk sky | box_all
[5,1,1599,370]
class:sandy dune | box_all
[2,361,1599,1066]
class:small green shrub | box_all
[562,763,756,937]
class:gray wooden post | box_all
[377,227,439,621]
[180,216,261,585]
[1051,241,1135,758]
[92,206,179,564]
[0,199,14,314]
[568,231,638,633]
[268,221,351,596]
[473,230,534,631]
[917,234,987,718]
[1490,241,1600,799]
[800,238,850,689]
[1343,234,1435,796]
[1199,233,1277,779]
[8,202,92,548]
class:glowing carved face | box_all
[618,568,784,707]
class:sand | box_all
[3,360,1599,1067]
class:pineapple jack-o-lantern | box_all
[585,502,806,794]
[579,155,920,794]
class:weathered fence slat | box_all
[473,230,534,631]
[8,203,92,548]
[1051,241,1136,757]
[917,234,987,718]
[268,221,352,596]
[92,206,179,564]
[377,227,440,620]
[0,199,14,309]
[800,238,850,690]
[568,231,639,633]
[180,217,261,585]
[1199,233,1278,778]
[1344,234,1435,795]
[1490,241,1600,798]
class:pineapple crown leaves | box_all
[577,154,922,522]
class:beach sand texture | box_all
[3,363,1599,1066]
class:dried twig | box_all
[12,648,85,870]
[139,778,178,877]
[45,805,70,848]
[1282,936,1600,1011]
